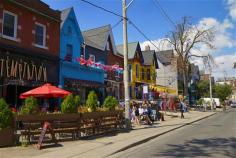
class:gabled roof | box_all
[155,50,174,65]
[61,7,72,28]
[141,50,155,65]
[82,25,116,53]
[116,42,141,59]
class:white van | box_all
[202,98,220,107]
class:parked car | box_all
[230,102,236,108]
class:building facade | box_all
[60,8,104,103]
[0,0,60,107]
[155,50,178,96]
[82,25,123,101]
[117,42,157,99]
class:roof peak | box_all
[82,24,111,32]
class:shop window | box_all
[2,10,17,40]
[35,22,46,47]
[147,69,150,80]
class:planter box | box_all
[0,128,14,147]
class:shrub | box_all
[103,96,118,110]
[86,91,98,112]
[0,98,13,129]
[61,94,77,113]
[74,95,81,106]
[20,97,39,115]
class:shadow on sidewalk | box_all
[152,137,236,157]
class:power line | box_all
[81,0,162,51]
[152,0,176,28]
[81,0,124,19]
[128,20,160,51]
[85,18,123,38]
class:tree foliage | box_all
[20,97,39,115]
[103,96,118,110]
[196,80,210,98]
[86,91,98,112]
[165,17,215,96]
[0,98,13,129]
[61,94,78,113]
[214,84,232,102]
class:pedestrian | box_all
[179,100,185,119]
[134,105,140,125]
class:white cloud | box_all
[197,17,235,49]
[227,0,236,21]
[212,52,236,79]
[140,38,172,51]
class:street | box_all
[111,109,236,158]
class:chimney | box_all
[145,45,150,51]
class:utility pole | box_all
[122,0,131,128]
[208,55,213,110]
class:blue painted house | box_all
[60,8,104,103]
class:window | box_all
[147,69,150,80]
[64,44,73,61]
[142,68,145,80]
[136,64,139,78]
[89,54,95,62]
[66,44,73,56]
[128,64,132,82]
[35,23,46,47]
[67,26,72,35]
[2,10,17,39]
[129,86,132,98]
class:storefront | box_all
[0,47,59,107]
[60,61,104,104]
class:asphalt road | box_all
[112,108,236,158]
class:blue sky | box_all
[43,0,236,79]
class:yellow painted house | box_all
[117,42,158,99]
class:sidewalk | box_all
[0,111,216,158]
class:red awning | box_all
[19,83,71,99]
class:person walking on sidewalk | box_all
[179,100,185,119]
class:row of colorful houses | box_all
[0,0,181,107]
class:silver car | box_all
[230,102,236,108]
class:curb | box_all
[108,112,217,157]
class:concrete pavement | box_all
[0,110,216,158]
[111,108,236,158]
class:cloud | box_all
[197,17,235,49]
[227,0,236,21]
[212,52,236,79]
[140,39,172,51]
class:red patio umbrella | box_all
[19,83,71,99]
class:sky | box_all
[42,0,236,80]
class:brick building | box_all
[0,0,60,107]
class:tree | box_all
[103,96,118,110]
[196,80,210,98]
[20,97,39,115]
[61,94,78,113]
[214,84,232,102]
[0,98,13,129]
[234,62,236,69]
[165,17,214,96]
[86,91,98,112]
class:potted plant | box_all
[86,91,98,112]
[0,98,14,146]
[103,96,118,111]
